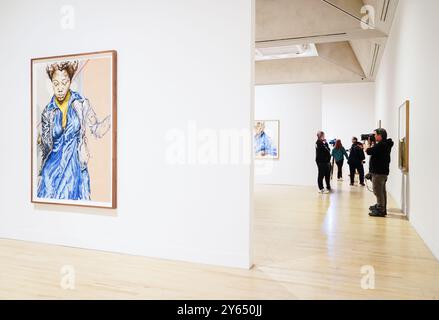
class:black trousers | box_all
[317,162,331,190]
[349,163,365,184]
[336,160,344,179]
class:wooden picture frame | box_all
[31,50,117,209]
[398,100,409,173]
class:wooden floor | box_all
[1,182,439,299]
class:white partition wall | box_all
[0,0,255,268]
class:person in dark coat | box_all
[365,128,394,217]
[315,131,331,193]
[348,137,366,186]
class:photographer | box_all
[315,131,331,194]
[365,128,394,217]
[348,137,365,186]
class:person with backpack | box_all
[348,137,366,186]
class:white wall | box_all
[254,82,375,187]
[0,0,254,268]
[375,0,439,259]
[322,83,375,177]
[255,83,322,186]
[322,83,375,148]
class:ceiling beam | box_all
[316,41,366,78]
[320,0,370,26]
[255,57,369,85]
[255,28,387,48]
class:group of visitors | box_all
[315,129,394,217]
[330,137,365,186]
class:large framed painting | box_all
[31,50,117,208]
[398,100,410,173]
[254,120,279,160]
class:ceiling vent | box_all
[255,44,318,61]
[369,43,381,77]
[380,0,391,22]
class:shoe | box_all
[360,183,365,187]
[369,210,386,218]
[319,189,329,194]
[350,183,354,186]
[369,205,387,215]
[326,188,332,193]
[369,207,387,217]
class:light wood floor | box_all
[1,182,439,299]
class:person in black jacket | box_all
[365,128,394,217]
[315,131,331,193]
[348,137,366,186]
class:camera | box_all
[328,138,337,147]
[361,133,375,143]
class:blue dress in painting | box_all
[37,92,91,200]
[254,131,278,157]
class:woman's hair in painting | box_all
[255,121,265,130]
[46,60,79,81]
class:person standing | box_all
[348,137,366,186]
[331,139,348,181]
[365,128,394,217]
[316,131,331,194]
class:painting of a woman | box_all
[37,60,111,201]
[254,121,279,159]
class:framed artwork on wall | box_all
[398,100,410,173]
[254,120,280,160]
[31,50,117,208]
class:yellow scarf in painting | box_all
[55,91,71,129]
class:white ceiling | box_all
[255,0,399,84]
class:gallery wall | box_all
[254,82,375,187]
[254,83,322,186]
[375,0,439,259]
[0,0,255,268]
[322,82,375,176]
[322,83,375,149]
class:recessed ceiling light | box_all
[255,44,318,61]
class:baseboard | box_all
[0,234,252,270]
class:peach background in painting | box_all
[82,57,112,203]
